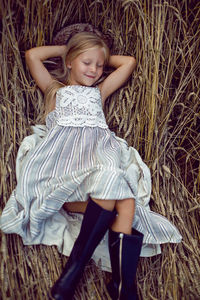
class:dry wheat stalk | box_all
[0,0,200,299]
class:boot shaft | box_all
[108,228,143,300]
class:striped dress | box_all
[0,85,182,271]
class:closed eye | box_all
[83,61,103,67]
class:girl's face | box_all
[67,47,105,86]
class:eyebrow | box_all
[82,58,104,63]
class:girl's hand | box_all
[25,45,67,93]
[99,55,136,105]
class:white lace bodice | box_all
[55,85,108,128]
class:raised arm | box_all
[25,45,67,93]
[99,55,136,105]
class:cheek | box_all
[78,64,88,73]
[98,68,103,77]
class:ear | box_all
[65,57,72,69]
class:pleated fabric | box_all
[0,91,182,272]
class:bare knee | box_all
[115,198,135,219]
[111,198,135,234]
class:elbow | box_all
[25,49,30,60]
[25,49,40,71]
[128,56,137,71]
[25,49,33,62]
[25,49,38,66]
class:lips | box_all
[85,74,96,79]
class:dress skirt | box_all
[0,115,182,271]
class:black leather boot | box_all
[51,199,116,300]
[107,228,143,300]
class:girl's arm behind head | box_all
[25,45,67,93]
[99,55,137,105]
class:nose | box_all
[89,64,97,73]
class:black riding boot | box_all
[51,199,116,300]
[107,228,144,300]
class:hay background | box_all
[0,0,200,299]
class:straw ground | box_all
[0,0,200,299]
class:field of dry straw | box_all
[0,0,200,299]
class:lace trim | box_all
[55,85,108,128]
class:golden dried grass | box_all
[0,0,200,299]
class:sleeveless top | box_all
[55,85,108,129]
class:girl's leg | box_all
[63,201,88,214]
[63,198,116,214]
[91,198,116,211]
[58,198,137,300]
[106,198,143,300]
[111,198,135,234]
[51,198,116,300]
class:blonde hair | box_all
[44,32,110,117]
